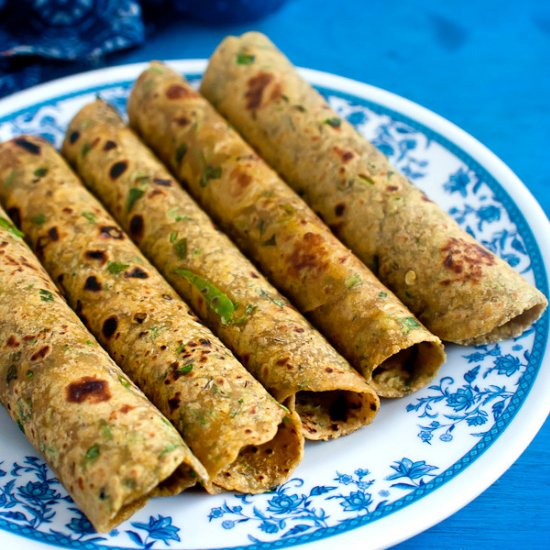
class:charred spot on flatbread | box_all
[14,138,41,155]
[109,161,128,179]
[124,267,149,279]
[102,316,118,339]
[84,276,102,292]
[129,215,144,240]
[99,225,124,240]
[245,72,273,110]
[66,376,111,403]
[440,237,495,285]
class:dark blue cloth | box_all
[0,0,286,97]
[0,1,144,60]
[0,0,145,96]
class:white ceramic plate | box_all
[0,61,548,550]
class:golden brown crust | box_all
[61,99,378,439]
[0,203,203,532]
[127,63,445,397]
[0,136,303,493]
[200,32,547,344]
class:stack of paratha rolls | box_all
[0,136,303,494]
[127,63,445,398]
[0,204,206,532]
[62,99,379,441]
[200,32,548,344]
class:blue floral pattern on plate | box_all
[0,456,180,549]
[207,461,439,543]
[0,70,546,549]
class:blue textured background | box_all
[109,0,550,219]
[110,1,550,546]
[1,0,549,547]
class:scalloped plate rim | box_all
[0,60,548,550]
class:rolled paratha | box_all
[62,99,379,440]
[0,136,303,493]
[200,32,548,344]
[0,205,205,532]
[127,63,445,397]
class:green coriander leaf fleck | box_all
[401,317,421,334]
[118,375,131,388]
[33,167,48,178]
[85,444,100,462]
[81,211,97,223]
[236,52,255,65]
[175,144,188,164]
[0,216,24,238]
[127,188,145,212]
[149,326,162,340]
[177,363,193,375]
[174,237,188,260]
[100,419,112,439]
[232,303,257,326]
[6,364,17,384]
[278,402,290,414]
[175,268,236,324]
[324,117,342,128]
[160,443,180,456]
[167,208,191,222]
[31,213,46,226]
[259,289,285,308]
[17,397,31,422]
[200,165,222,187]
[358,174,375,185]
[132,170,150,184]
[107,261,130,275]
[39,289,54,302]
[345,273,362,289]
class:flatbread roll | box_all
[62,99,379,440]
[127,63,446,397]
[0,204,205,532]
[0,136,303,494]
[200,32,547,344]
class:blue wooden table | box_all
[3,0,549,546]
[110,1,549,547]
